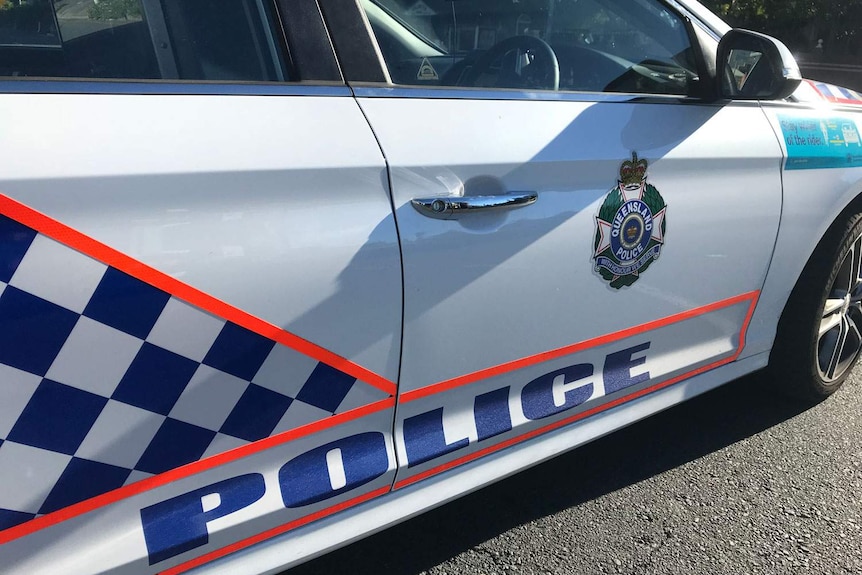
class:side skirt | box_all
[191,352,770,575]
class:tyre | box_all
[770,212,862,401]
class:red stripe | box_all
[159,485,392,575]
[402,291,758,402]
[0,398,396,545]
[825,97,862,106]
[818,90,862,105]
[156,292,760,574]
[394,292,759,490]
[0,193,766,570]
[0,194,397,396]
[810,81,862,106]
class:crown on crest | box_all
[619,152,648,185]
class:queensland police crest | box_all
[593,153,667,289]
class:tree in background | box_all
[89,0,142,20]
[700,0,861,60]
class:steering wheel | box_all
[459,35,560,91]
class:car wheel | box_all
[771,212,862,401]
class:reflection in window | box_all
[0,0,60,47]
[728,49,763,91]
[364,0,699,96]
[0,0,285,81]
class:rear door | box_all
[0,2,400,573]
[340,0,783,487]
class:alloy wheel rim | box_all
[818,233,862,383]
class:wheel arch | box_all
[744,171,862,361]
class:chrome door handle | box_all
[411,192,538,220]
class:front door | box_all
[352,0,783,487]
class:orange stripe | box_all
[402,291,759,402]
[5,292,759,569]
[0,193,766,569]
[159,485,392,575]
[0,398,395,545]
[0,194,397,396]
[827,97,862,106]
[394,293,759,489]
[160,292,760,574]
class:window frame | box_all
[0,0,344,93]
[323,0,716,100]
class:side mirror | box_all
[716,29,802,100]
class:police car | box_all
[0,0,860,573]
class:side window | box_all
[362,0,699,95]
[0,0,285,81]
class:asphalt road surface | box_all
[287,368,862,575]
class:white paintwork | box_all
[0,90,402,573]
[0,93,402,381]
[3,0,862,572]
[391,296,753,483]
[746,103,862,357]
[358,97,782,392]
[0,411,398,575]
[187,353,770,575]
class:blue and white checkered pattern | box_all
[814,81,862,103]
[0,214,388,532]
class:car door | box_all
[0,1,400,573]
[332,0,784,488]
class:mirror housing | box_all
[716,29,802,100]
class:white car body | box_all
[0,0,860,573]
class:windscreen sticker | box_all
[406,1,436,16]
[417,57,439,81]
[780,115,862,170]
[593,153,667,289]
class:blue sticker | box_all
[780,115,862,170]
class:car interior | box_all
[362,0,701,95]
